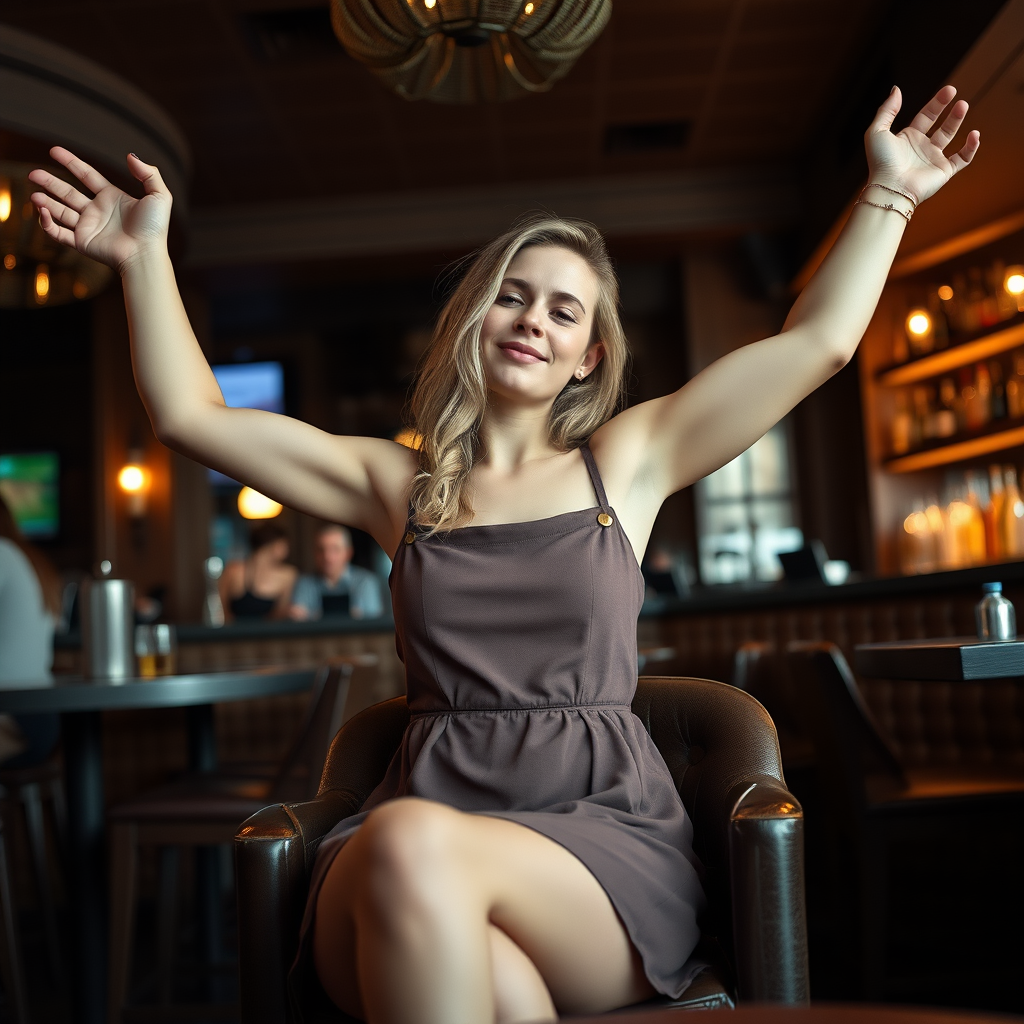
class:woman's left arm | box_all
[601,85,980,505]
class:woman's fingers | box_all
[948,129,982,175]
[27,169,90,213]
[37,206,78,249]
[127,153,170,199]
[868,85,902,135]
[929,98,969,150]
[31,191,81,231]
[907,84,958,136]
[49,146,112,195]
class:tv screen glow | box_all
[0,452,59,538]
[212,361,285,414]
[208,362,286,485]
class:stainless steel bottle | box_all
[975,581,1016,641]
[202,556,225,628]
[81,574,136,680]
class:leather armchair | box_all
[235,677,809,1022]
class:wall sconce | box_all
[237,486,282,519]
[117,451,151,517]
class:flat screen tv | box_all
[208,361,286,485]
[0,451,59,538]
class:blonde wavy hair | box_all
[408,213,629,533]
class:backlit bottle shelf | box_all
[884,423,1024,473]
[876,319,1024,388]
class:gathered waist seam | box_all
[410,701,632,718]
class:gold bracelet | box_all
[864,181,919,206]
[855,196,913,223]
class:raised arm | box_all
[598,85,980,513]
[29,149,416,553]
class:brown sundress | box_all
[297,444,706,1002]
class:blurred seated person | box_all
[290,524,383,621]
[219,521,297,621]
[0,494,62,766]
[641,544,690,599]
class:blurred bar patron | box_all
[290,524,383,620]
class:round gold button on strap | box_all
[404,532,416,544]
[597,513,614,527]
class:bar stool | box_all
[0,814,30,1024]
[106,657,363,1023]
[0,757,67,988]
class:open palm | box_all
[866,85,980,204]
[29,147,171,273]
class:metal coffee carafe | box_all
[82,562,135,680]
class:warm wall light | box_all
[3,255,15,270]
[937,284,954,301]
[905,309,931,338]
[0,180,10,223]
[117,458,151,517]
[34,264,50,304]
[238,486,283,519]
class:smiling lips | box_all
[498,341,547,363]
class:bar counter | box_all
[637,560,1024,682]
[51,562,1024,806]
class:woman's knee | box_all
[354,799,466,910]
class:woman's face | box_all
[480,245,604,407]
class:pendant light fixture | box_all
[330,0,611,103]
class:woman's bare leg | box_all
[312,797,655,1024]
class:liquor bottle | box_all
[989,360,1007,420]
[1002,467,1024,557]
[890,390,913,455]
[964,475,988,564]
[968,267,996,331]
[1006,354,1024,417]
[935,378,958,437]
[961,366,990,432]
[986,465,1006,561]
[912,386,933,441]
[928,288,950,349]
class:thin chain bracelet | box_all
[865,181,919,206]
[855,197,913,223]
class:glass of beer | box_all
[153,624,178,676]
[135,625,157,678]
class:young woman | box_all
[30,85,978,1024]
[219,520,297,621]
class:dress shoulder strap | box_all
[579,443,610,509]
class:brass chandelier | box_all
[330,0,611,103]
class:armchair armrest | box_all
[728,776,809,1004]
[235,791,355,1024]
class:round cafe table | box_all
[0,667,318,1024]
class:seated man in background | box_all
[290,524,383,620]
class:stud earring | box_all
[575,368,584,380]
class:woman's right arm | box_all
[30,149,416,553]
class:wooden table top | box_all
[0,666,319,714]
[854,636,1024,681]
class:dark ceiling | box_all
[1,0,892,210]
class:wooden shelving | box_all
[877,319,1024,388]
[884,423,1024,473]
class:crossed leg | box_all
[312,797,655,1024]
